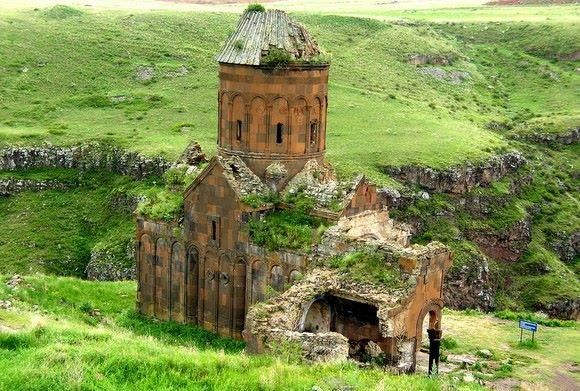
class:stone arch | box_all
[271,97,288,152]
[203,249,219,332]
[170,242,185,322]
[233,258,247,338]
[218,253,233,336]
[270,265,285,292]
[232,94,245,147]
[416,301,443,351]
[138,234,155,316]
[288,270,302,284]
[249,96,266,151]
[186,246,199,324]
[219,92,230,147]
[310,97,322,152]
[292,97,308,152]
[300,296,331,333]
[251,259,267,304]
[155,237,170,320]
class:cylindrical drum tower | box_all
[216,10,329,180]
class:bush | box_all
[42,5,84,20]
[246,3,266,12]
[249,209,326,252]
[261,48,292,67]
[325,248,407,288]
[495,310,575,327]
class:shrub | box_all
[42,5,84,20]
[494,310,575,327]
[249,209,326,252]
[261,48,292,67]
[325,248,407,288]
[246,3,266,12]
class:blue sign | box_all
[519,320,538,332]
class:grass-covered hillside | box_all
[0,4,578,313]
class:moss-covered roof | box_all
[216,10,322,66]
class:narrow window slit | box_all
[276,123,283,144]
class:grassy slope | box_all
[0,5,577,309]
[1,275,577,390]
[0,7,509,182]
[0,275,483,391]
[0,170,162,276]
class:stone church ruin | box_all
[136,9,452,372]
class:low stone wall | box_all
[383,152,526,194]
[0,178,72,196]
[0,143,172,178]
[516,127,579,146]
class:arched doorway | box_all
[416,305,442,375]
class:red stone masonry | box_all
[218,64,329,183]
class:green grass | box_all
[0,274,484,391]
[0,170,148,276]
[0,7,514,183]
[324,248,409,288]
[248,207,326,252]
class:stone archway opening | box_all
[417,308,442,374]
[300,294,390,363]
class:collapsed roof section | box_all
[216,10,323,66]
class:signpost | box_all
[518,320,538,343]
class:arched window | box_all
[276,123,283,144]
[236,120,242,141]
[310,121,318,146]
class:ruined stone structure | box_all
[136,9,452,372]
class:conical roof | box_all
[216,10,322,66]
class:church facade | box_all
[135,9,451,372]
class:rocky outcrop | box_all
[86,239,136,281]
[180,141,207,165]
[466,219,531,263]
[517,127,579,146]
[407,53,456,66]
[0,178,71,196]
[540,298,579,321]
[384,152,526,194]
[0,143,172,178]
[444,256,495,312]
[550,231,579,264]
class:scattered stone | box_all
[6,275,23,289]
[180,141,207,165]
[0,300,12,309]
[447,354,477,367]
[164,66,188,78]
[478,349,493,359]
[364,341,384,358]
[418,66,470,84]
[136,66,155,82]
[463,373,476,383]
[407,53,456,66]
[110,95,128,103]
[265,162,288,189]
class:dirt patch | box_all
[552,370,579,391]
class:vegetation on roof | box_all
[322,248,411,289]
[248,194,327,252]
[246,3,266,13]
